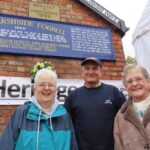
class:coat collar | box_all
[26,102,66,121]
[120,98,150,141]
[121,98,150,127]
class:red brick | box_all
[6,66,17,71]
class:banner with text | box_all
[0,76,127,105]
[0,14,115,60]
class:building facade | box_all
[0,0,128,133]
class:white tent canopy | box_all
[132,0,150,74]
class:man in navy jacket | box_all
[64,57,126,150]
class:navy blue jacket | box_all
[64,83,126,150]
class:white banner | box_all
[0,76,127,105]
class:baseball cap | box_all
[81,57,102,67]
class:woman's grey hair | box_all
[122,64,150,86]
[34,68,58,86]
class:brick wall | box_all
[0,0,126,134]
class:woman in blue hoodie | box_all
[0,68,78,150]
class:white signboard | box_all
[0,76,127,105]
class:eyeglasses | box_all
[126,77,145,85]
[37,83,56,88]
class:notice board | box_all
[0,14,115,60]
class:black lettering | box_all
[120,87,126,92]
[22,84,31,97]
[57,86,67,102]
[8,84,20,98]
[68,86,77,94]
[31,84,34,96]
[0,80,6,97]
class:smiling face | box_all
[125,68,150,102]
[81,61,102,87]
[34,73,57,107]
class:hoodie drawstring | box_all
[49,114,53,131]
[36,110,41,150]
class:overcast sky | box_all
[95,0,149,57]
